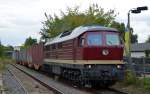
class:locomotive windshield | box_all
[106,34,120,46]
[87,32,120,46]
[87,33,102,46]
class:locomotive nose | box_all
[83,46,123,60]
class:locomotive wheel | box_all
[75,76,86,88]
[91,80,110,88]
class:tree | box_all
[146,36,150,43]
[130,28,138,43]
[21,37,37,49]
[145,50,150,57]
[4,45,14,51]
[0,40,3,57]
[0,40,14,58]
[0,45,4,57]
[41,4,125,41]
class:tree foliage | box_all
[146,36,150,43]
[145,50,150,57]
[130,28,138,43]
[0,41,13,58]
[4,45,13,51]
[21,36,37,49]
[41,4,125,40]
[0,44,4,57]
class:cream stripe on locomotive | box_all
[44,59,124,64]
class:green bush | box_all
[124,70,150,93]
[143,78,150,91]
[0,58,5,71]
[124,70,138,85]
[0,58,15,71]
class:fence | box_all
[124,57,150,76]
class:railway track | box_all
[8,64,61,94]
[9,64,91,94]
[3,67,28,94]
[6,65,54,94]
[8,64,128,94]
[7,69,28,94]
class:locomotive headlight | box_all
[85,64,92,68]
[102,49,109,56]
[117,65,121,69]
[88,65,91,68]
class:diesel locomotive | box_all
[14,25,125,87]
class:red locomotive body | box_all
[43,25,124,87]
[44,26,123,64]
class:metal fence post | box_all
[129,57,134,72]
[143,57,146,78]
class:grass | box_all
[123,69,150,94]
[142,78,150,91]
[0,57,15,71]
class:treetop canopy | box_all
[40,4,125,41]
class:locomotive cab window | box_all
[87,32,102,46]
[106,33,120,46]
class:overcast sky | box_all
[0,0,150,46]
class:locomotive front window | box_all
[87,33,102,46]
[106,34,120,46]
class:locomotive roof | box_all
[45,25,118,45]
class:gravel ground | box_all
[3,65,54,94]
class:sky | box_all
[0,0,150,46]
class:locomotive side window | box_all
[106,34,120,46]
[87,33,102,46]
[58,43,62,48]
[79,38,85,47]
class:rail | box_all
[7,68,28,94]
[11,64,64,94]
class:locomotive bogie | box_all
[41,61,124,87]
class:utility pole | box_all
[127,6,148,56]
